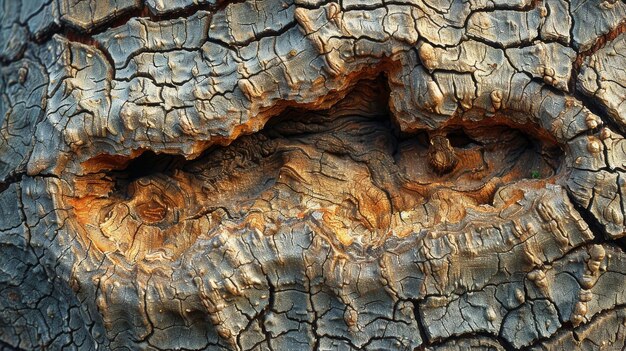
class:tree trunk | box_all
[1,0,626,350]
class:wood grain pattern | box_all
[0,0,625,350]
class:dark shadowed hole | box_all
[109,150,187,197]
[118,150,186,181]
[447,129,477,148]
[412,131,430,149]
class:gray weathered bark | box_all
[1,0,626,350]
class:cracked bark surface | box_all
[1,0,626,350]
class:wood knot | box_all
[135,196,168,223]
[428,134,458,174]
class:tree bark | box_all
[1,0,626,350]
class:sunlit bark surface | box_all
[1,0,626,350]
